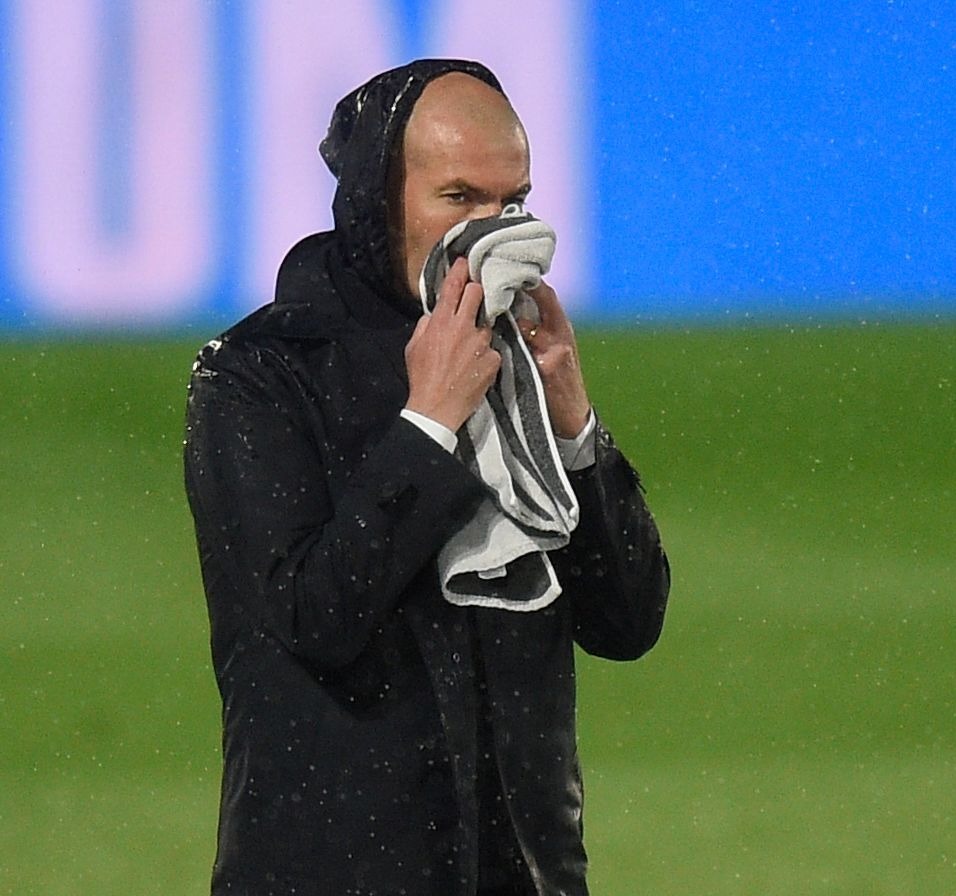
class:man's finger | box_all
[456,280,486,324]
[515,318,541,345]
[433,257,470,316]
[527,280,566,329]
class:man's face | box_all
[393,74,531,300]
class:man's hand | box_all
[404,258,502,432]
[516,281,592,438]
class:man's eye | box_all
[444,192,467,203]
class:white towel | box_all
[418,204,579,611]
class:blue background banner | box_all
[1,0,953,330]
[592,1,956,319]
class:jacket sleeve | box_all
[552,418,670,661]
[183,339,485,670]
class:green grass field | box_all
[2,322,953,894]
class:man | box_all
[184,58,669,896]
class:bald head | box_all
[404,73,527,168]
[390,73,532,299]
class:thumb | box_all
[405,313,430,351]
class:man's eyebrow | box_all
[437,179,474,193]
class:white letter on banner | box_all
[13,0,214,321]
[428,0,590,309]
[243,1,398,312]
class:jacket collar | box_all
[255,231,418,340]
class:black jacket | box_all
[184,59,669,896]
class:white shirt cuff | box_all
[400,409,458,453]
[555,409,597,471]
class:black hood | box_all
[318,58,504,303]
